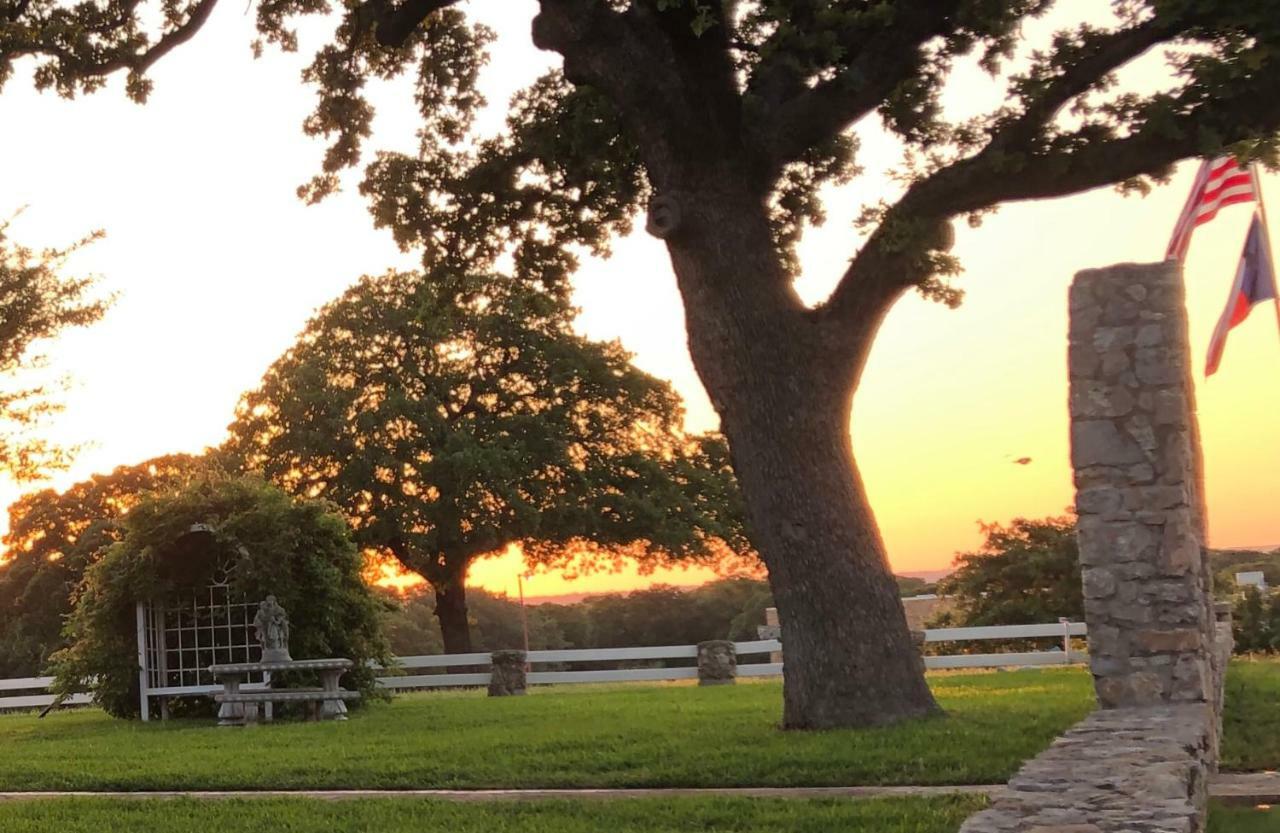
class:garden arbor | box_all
[133,524,265,720]
[53,478,389,720]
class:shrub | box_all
[1233,586,1280,653]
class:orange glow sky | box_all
[1,1,1277,600]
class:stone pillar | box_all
[697,640,737,686]
[488,650,527,697]
[1068,261,1216,711]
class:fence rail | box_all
[371,622,1086,691]
[0,621,1087,712]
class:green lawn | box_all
[0,659,1271,794]
[0,796,985,833]
[0,669,1092,790]
[1209,803,1280,833]
[1221,657,1280,772]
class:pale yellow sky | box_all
[1,1,1277,599]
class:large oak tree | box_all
[225,271,747,653]
[5,0,1280,727]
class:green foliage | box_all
[0,796,985,833]
[381,577,773,656]
[0,670,1093,789]
[225,270,750,649]
[1231,586,1280,653]
[0,218,110,480]
[0,453,210,678]
[1210,548,1280,597]
[933,516,1083,627]
[50,476,391,718]
[8,3,1280,307]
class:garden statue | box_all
[253,595,292,662]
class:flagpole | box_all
[1250,163,1280,334]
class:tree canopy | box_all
[0,218,109,480]
[8,0,1280,728]
[225,270,749,652]
[0,452,210,678]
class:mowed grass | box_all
[0,669,1092,791]
[1209,803,1280,833]
[0,796,987,833]
[1221,657,1280,772]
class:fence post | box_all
[697,640,736,686]
[135,602,149,722]
[488,650,527,696]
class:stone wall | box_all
[960,262,1230,833]
[960,704,1215,833]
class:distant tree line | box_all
[929,515,1280,656]
[378,577,773,658]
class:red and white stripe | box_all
[1166,156,1259,262]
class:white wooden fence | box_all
[0,620,1087,712]
[0,676,92,712]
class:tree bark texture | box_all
[433,571,473,656]
[661,178,941,729]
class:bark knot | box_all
[645,192,685,240]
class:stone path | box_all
[0,773,1272,803]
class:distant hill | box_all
[526,571,952,605]
[897,569,953,583]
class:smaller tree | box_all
[934,516,1083,628]
[0,219,110,479]
[1232,586,1280,654]
[227,271,750,654]
[52,476,391,718]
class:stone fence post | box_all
[697,640,736,686]
[488,649,527,697]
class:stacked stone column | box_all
[1068,261,1217,713]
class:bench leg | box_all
[319,669,349,721]
[216,701,245,727]
[244,702,260,726]
[216,674,247,727]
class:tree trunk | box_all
[723,379,941,728]
[433,572,473,656]
[659,177,941,729]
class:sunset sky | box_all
[1,1,1277,600]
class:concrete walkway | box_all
[0,773,1273,803]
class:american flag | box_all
[1166,156,1259,262]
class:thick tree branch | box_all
[1,0,218,83]
[364,0,460,48]
[748,0,962,172]
[983,19,1170,156]
[110,0,218,75]
[532,0,743,191]
[820,44,1280,343]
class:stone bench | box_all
[215,688,360,725]
[209,658,357,727]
